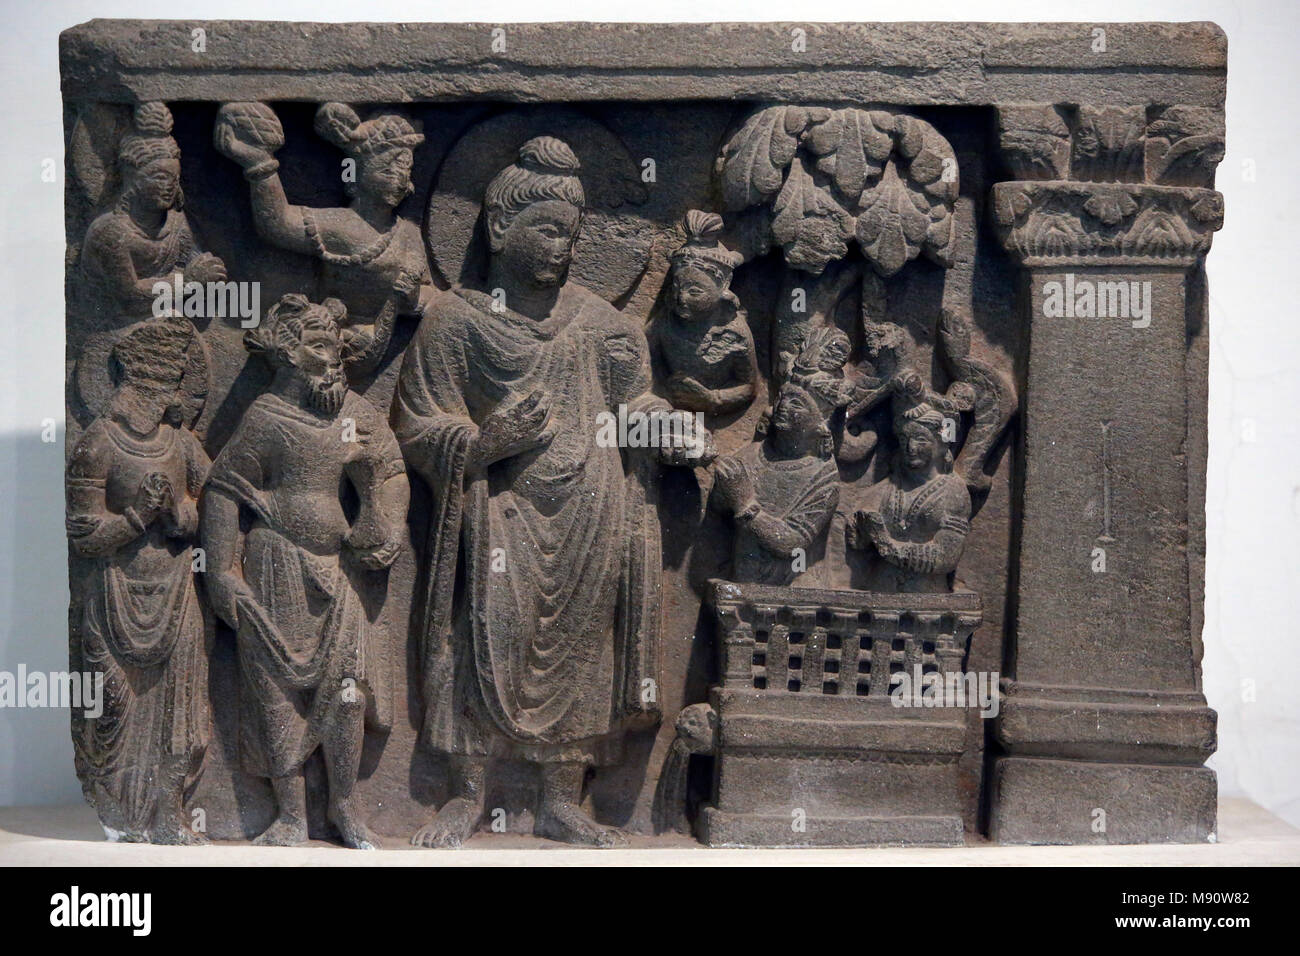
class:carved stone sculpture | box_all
[59,21,1225,850]
[215,101,432,378]
[711,326,848,587]
[81,103,226,320]
[200,294,409,848]
[648,211,757,419]
[651,703,718,836]
[75,102,221,431]
[394,137,699,848]
[846,402,972,593]
[988,101,1222,844]
[701,314,987,844]
[66,317,212,843]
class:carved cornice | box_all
[707,579,982,618]
[991,181,1224,268]
[61,22,1227,105]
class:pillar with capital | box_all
[990,104,1225,843]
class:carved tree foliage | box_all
[718,106,959,277]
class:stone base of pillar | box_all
[990,757,1217,845]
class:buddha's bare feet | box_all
[535,802,628,848]
[410,797,481,848]
[329,798,380,850]
[252,813,308,847]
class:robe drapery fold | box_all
[394,283,662,765]
[206,393,398,777]
[728,444,839,587]
[66,419,210,834]
[78,552,208,828]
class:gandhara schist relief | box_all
[61,21,1224,848]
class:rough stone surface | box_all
[59,20,1224,849]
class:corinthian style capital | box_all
[991,181,1224,268]
[1146,105,1226,188]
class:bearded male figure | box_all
[395,136,701,848]
[201,294,408,849]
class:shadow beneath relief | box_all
[0,803,106,842]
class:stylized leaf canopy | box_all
[718,106,958,276]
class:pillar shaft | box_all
[989,103,1225,843]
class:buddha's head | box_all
[483,137,585,290]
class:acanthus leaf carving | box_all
[992,182,1223,266]
[996,105,1072,181]
[1071,105,1147,183]
[1082,190,1139,226]
[853,160,932,278]
[769,154,855,275]
[1147,105,1226,187]
[718,105,798,211]
[719,104,958,278]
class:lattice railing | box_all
[709,581,982,696]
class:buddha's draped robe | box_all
[394,284,663,765]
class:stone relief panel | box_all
[66,317,212,844]
[201,293,409,849]
[215,102,433,379]
[59,21,1224,849]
